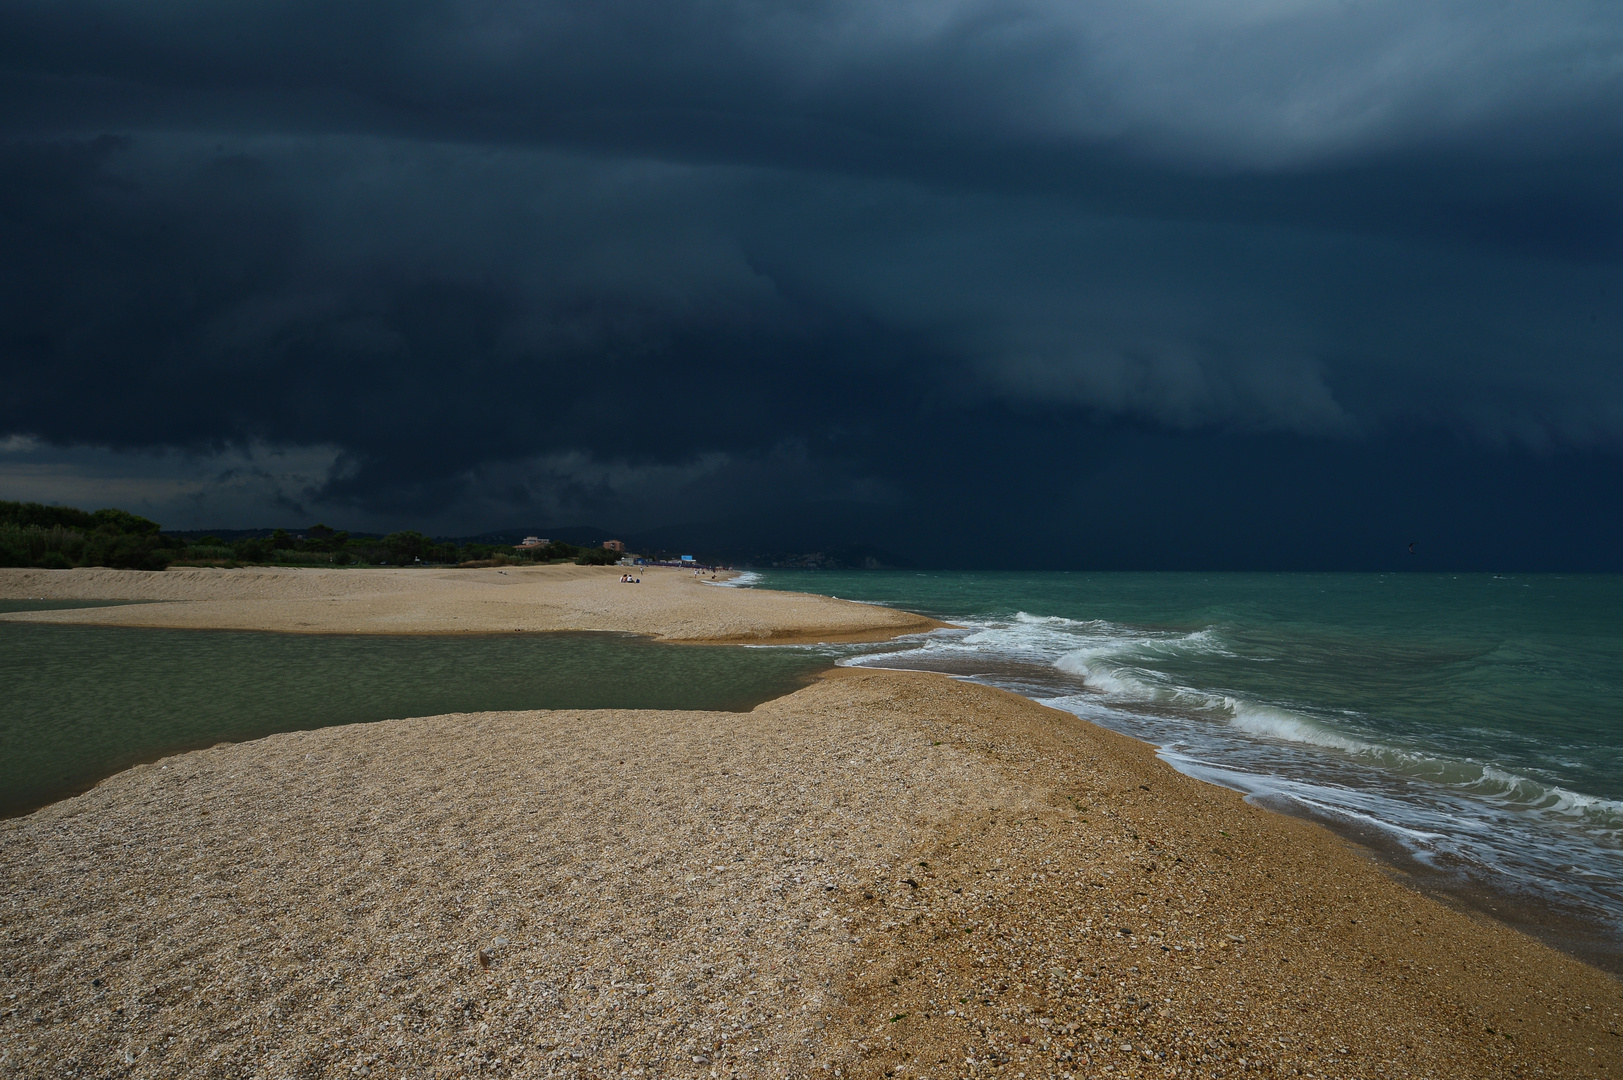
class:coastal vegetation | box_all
[0,501,625,570]
[0,501,171,570]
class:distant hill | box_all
[164,527,384,542]
[163,503,916,569]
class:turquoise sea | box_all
[746,571,1623,965]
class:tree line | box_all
[0,501,626,570]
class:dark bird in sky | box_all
[1409,542,1417,554]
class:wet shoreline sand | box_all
[1257,790,1623,978]
[1,569,1619,1077]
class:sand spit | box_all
[0,672,1023,1079]
[3,670,1619,1079]
[0,565,941,643]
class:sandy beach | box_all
[2,570,1620,1078]
[0,565,943,643]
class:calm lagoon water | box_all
[749,570,1623,966]
[0,602,834,818]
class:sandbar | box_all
[0,564,943,643]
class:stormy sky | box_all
[3,0,1621,568]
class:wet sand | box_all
[0,564,943,643]
[2,669,1619,1078]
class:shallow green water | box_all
[0,609,834,817]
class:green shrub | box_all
[91,508,160,536]
[0,524,88,567]
[383,530,432,563]
[0,532,28,567]
[0,501,98,531]
[80,532,171,571]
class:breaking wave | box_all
[703,571,762,588]
[838,609,1623,923]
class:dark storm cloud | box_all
[0,133,938,517]
[6,0,1622,163]
[2,1,1622,563]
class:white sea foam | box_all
[822,596,1623,939]
[1459,766,1623,830]
[1260,791,1453,847]
[1139,677,1621,838]
[1223,699,1383,756]
[1054,651,1159,700]
[702,571,762,587]
[850,609,1623,850]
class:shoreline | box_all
[1260,792,1623,977]
[3,669,1618,1078]
[0,564,946,642]
[14,569,1613,974]
[1,569,1619,1077]
[835,653,1623,978]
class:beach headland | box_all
[1,570,1619,1078]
